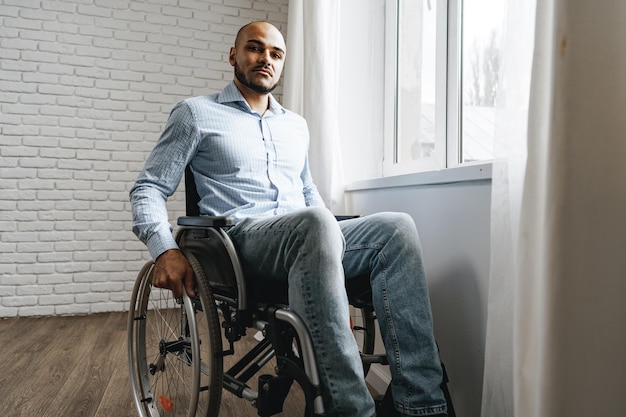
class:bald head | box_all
[234,21,286,51]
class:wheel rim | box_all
[135,282,199,416]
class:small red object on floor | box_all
[159,396,174,413]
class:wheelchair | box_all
[127,169,455,417]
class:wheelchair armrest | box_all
[177,214,356,228]
[335,215,361,221]
[177,216,235,228]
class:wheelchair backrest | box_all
[185,165,202,217]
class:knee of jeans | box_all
[371,212,420,244]
[368,211,413,229]
[297,207,345,252]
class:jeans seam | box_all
[297,236,345,415]
[379,249,403,379]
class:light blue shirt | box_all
[130,82,325,259]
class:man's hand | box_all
[152,249,195,299]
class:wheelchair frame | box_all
[128,213,384,417]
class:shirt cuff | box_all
[145,232,179,261]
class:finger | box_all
[184,264,195,297]
[151,266,166,289]
[171,277,183,300]
[154,267,182,299]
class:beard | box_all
[234,62,279,94]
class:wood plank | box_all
[93,313,136,417]
[0,315,94,412]
[39,313,126,417]
[0,312,312,417]
[0,315,110,417]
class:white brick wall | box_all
[0,0,289,317]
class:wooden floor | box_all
[0,312,305,417]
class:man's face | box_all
[229,22,286,95]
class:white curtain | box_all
[481,0,536,415]
[483,1,626,416]
[283,0,345,212]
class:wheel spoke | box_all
[129,255,224,417]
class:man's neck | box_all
[233,80,270,115]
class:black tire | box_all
[352,307,377,376]
[128,254,223,417]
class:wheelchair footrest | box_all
[256,374,293,417]
[361,353,389,365]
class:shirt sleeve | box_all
[129,101,199,260]
[301,153,326,208]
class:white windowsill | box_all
[345,161,493,192]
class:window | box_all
[384,0,504,175]
[461,0,504,163]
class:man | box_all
[130,21,447,417]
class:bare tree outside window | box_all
[462,1,504,163]
[466,30,500,107]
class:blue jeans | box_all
[227,207,447,417]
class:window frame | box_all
[383,0,466,177]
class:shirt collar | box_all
[218,81,286,116]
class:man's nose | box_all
[258,50,271,65]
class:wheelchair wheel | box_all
[352,307,377,375]
[128,254,223,417]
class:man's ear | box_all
[228,47,236,66]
